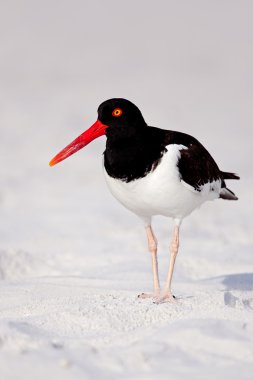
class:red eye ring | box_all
[112,108,123,117]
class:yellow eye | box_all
[112,108,123,117]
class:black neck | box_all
[104,126,167,182]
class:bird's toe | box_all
[153,292,177,305]
[137,291,160,300]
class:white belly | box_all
[103,144,220,221]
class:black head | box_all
[97,98,147,131]
[49,98,147,167]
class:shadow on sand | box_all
[221,273,253,291]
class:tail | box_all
[219,171,239,200]
[220,188,238,200]
[221,171,240,180]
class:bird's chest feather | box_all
[104,144,204,218]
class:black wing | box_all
[149,127,239,197]
[162,130,223,191]
[178,142,222,191]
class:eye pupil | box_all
[112,108,123,117]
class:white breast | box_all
[103,144,220,221]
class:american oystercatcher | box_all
[49,98,239,303]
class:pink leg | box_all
[138,225,160,299]
[155,225,180,304]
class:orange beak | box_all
[49,120,108,167]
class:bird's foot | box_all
[138,290,160,300]
[154,291,177,304]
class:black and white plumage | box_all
[50,98,239,303]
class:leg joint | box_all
[148,240,157,253]
[170,241,179,252]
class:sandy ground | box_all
[1,1,253,379]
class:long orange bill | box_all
[49,120,108,167]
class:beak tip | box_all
[49,119,107,168]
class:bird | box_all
[49,98,239,304]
